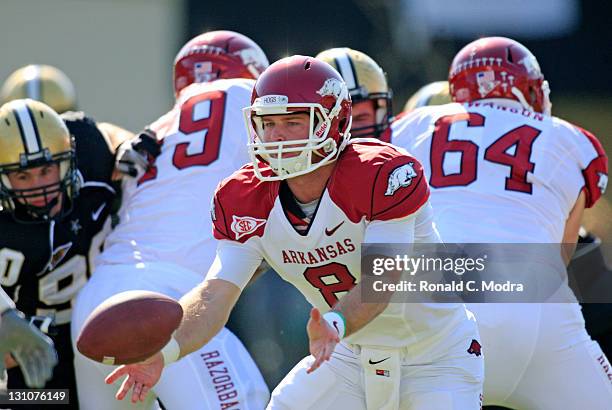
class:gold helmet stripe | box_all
[25,65,42,100]
[334,52,357,90]
[12,100,42,154]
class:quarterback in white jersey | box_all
[71,31,270,410]
[106,56,484,410]
[392,37,612,409]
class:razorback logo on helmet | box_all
[598,172,608,194]
[519,55,541,76]
[385,162,417,196]
[316,78,345,98]
[231,215,267,240]
[467,339,482,357]
[239,48,264,67]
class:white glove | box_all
[0,309,58,388]
[115,129,161,179]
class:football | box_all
[76,290,183,365]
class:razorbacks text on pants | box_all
[201,350,240,409]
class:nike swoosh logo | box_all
[91,203,106,221]
[325,221,344,236]
[368,357,390,365]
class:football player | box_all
[1,64,77,113]
[0,99,141,409]
[391,37,612,408]
[315,47,393,141]
[71,31,270,410]
[0,287,57,388]
[403,80,612,363]
[402,80,450,112]
[316,48,440,244]
[105,56,484,409]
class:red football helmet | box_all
[449,37,551,115]
[173,30,269,97]
[244,55,352,181]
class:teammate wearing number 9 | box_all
[105,56,484,410]
[71,31,270,409]
[392,37,612,408]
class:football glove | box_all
[115,129,161,179]
[0,309,58,388]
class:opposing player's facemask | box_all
[316,47,392,139]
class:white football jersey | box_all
[391,100,608,243]
[98,79,254,274]
[209,140,474,350]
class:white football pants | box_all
[268,335,484,410]
[467,302,612,409]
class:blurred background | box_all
[1,0,610,389]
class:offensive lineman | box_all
[71,31,270,409]
[391,37,612,409]
[105,56,484,409]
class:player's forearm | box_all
[331,282,388,338]
[174,279,240,358]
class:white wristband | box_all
[0,289,16,314]
[160,336,180,365]
[323,311,346,339]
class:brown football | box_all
[76,290,183,365]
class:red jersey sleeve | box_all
[575,126,608,208]
[211,165,278,243]
[371,154,429,220]
[328,141,430,223]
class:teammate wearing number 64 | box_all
[105,55,484,409]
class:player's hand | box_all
[306,307,340,374]
[105,352,164,403]
[0,309,58,388]
[4,353,18,369]
[115,129,161,179]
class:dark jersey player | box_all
[0,99,140,409]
